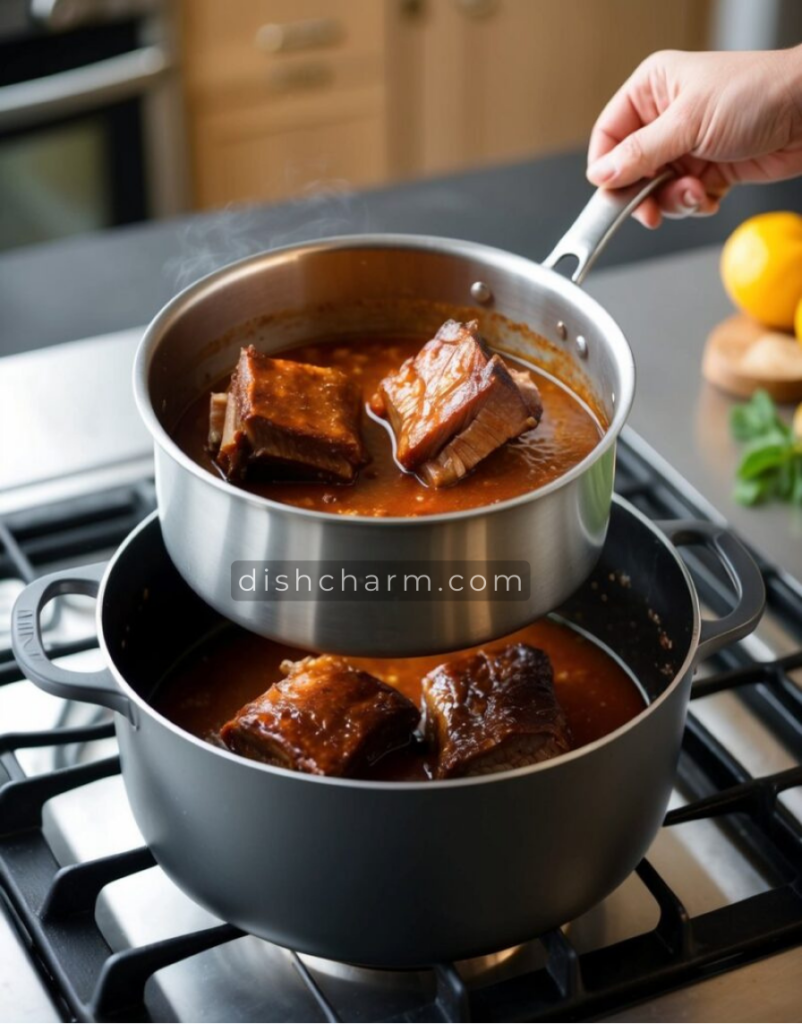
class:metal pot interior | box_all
[102,500,696,745]
[139,237,634,454]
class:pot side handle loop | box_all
[655,519,766,666]
[11,563,133,721]
[542,171,672,286]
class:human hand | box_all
[587,46,802,228]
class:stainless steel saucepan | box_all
[134,175,668,656]
[11,497,764,966]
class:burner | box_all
[304,939,535,985]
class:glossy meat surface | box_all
[422,643,572,778]
[176,336,603,516]
[158,620,644,782]
[220,655,420,776]
[370,321,542,487]
[214,346,367,482]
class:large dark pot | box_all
[11,498,763,966]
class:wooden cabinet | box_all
[181,0,711,209]
[387,0,712,178]
[181,0,389,208]
[192,95,386,206]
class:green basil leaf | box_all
[751,388,778,423]
[737,442,792,480]
[734,476,768,505]
[754,428,793,449]
[730,390,790,442]
[730,391,800,505]
[731,405,756,440]
[730,407,762,441]
[776,457,796,499]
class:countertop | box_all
[586,248,802,578]
[2,149,801,357]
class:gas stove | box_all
[1,427,802,1022]
[3,238,802,1021]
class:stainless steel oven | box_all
[0,0,187,251]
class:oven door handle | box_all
[0,45,171,132]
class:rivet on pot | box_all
[470,281,493,304]
[576,335,588,359]
[556,321,567,340]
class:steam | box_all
[165,179,370,292]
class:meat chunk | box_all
[213,346,368,483]
[220,655,420,776]
[421,643,571,778]
[369,320,542,487]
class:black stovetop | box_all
[1,439,802,1022]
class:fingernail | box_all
[681,188,700,212]
[587,153,617,185]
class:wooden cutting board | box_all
[703,314,802,402]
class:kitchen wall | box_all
[180,0,713,210]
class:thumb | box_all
[587,109,689,187]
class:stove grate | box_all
[1,443,802,1022]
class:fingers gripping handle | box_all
[542,171,672,285]
[11,563,133,721]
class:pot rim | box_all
[133,233,635,527]
[97,496,700,790]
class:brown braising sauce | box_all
[172,336,604,517]
[154,619,646,781]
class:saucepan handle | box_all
[542,170,672,285]
[11,563,134,722]
[655,520,765,666]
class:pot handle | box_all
[11,563,134,722]
[655,520,765,665]
[542,170,672,285]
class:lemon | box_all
[721,212,802,330]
